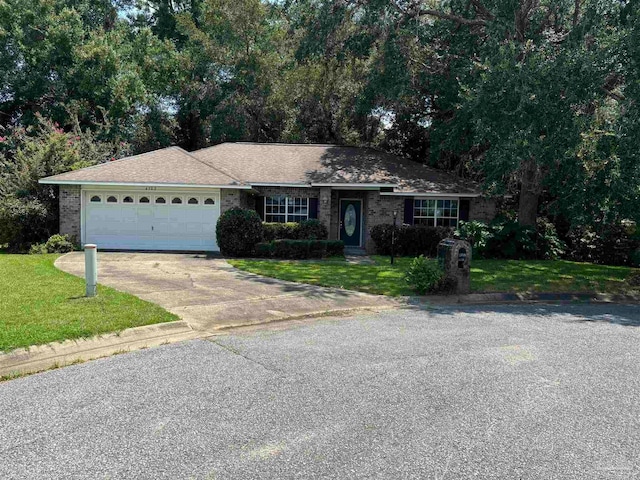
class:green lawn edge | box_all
[0,254,179,353]
[228,256,639,297]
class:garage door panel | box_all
[85,192,220,251]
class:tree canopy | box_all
[1,0,638,229]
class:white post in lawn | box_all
[84,244,98,297]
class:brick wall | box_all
[469,197,497,223]
[365,193,404,253]
[59,185,81,242]
[220,189,246,214]
[318,187,332,233]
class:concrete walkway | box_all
[55,252,401,334]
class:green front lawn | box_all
[0,254,178,352]
[228,256,639,297]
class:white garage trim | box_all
[81,186,222,252]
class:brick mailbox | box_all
[437,239,472,294]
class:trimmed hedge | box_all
[370,224,452,257]
[262,219,328,241]
[255,239,344,259]
[216,208,263,257]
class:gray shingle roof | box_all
[41,143,480,195]
[40,147,243,186]
[194,143,480,194]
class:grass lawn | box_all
[228,256,639,297]
[0,253,178,353]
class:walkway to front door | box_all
[339,199,362,247]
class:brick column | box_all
[318,187,332,236]
[59,185,81,242]
[220,189,243,215]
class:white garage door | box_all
[84,191,220,251]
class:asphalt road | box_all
[1,304,639,479]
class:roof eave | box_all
[380,191,482,197]
[310,183,399,189]
[38,179,251,189]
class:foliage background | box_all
[1,0,638,250]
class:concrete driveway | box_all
[55,252,400,333]
[1,305,639,479]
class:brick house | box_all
[40,143,495,252]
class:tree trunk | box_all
[518,158,540,226]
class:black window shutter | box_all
[309,198,319,219]
[459,199,470,222]
[255,196,265,220]
[403,198,414,225]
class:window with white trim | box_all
[265,196,309,223]
[414,199,459,227]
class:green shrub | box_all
[534,218,566,260]
[326,240,345,257]
[455,221,491,257]
[297,219,328,240]
[566,222,639,266]
[216,208,263,257]
[483,220,537,259]
[45,234,75,253]
[0,197,51,252]
[262,219,329,241]
[464,218,564,260]
[262,222,300,242]
[370,224,452,256]
[254,239,344,259]
[29,243,48,255]
[29,234,75,254]
[404,255,444,295]
[272,239,326,259]
[255,241,275,258]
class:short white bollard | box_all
[84,244,98,297]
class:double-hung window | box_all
[265,196,309,223]
[414,199,459,227]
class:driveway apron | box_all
[55,252,400,333]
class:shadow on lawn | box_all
[425,303,640,327]
[231,269,357,298]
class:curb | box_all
[0,305,401,380]
[408,292,640,306]
[208,305,400,333]
[0,321,200,379]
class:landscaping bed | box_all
[0,253,178,352]
[228,256,640,297]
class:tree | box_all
[0,116,128,248]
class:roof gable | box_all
[40,147,243,187]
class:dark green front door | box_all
[340,199,362,247]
